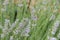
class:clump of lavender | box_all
[0,0,60,40]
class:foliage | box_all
[0,0,60,40]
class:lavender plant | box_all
[0,0,60,40]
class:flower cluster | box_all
[0,18,31,39]
[51,20,60,35]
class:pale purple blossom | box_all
[3,0,9,6]
[19,18,29,28]
[25,27,30,33]
[54,20,60,27]
[31,15,37,21]
[21,27,30,37]
[51,20,60,35]
[49,37,57,40]
[30,7,36,14]
[10,36,13,40]
[11,19,19,27]
[21,22,30,37]
[49,14,55,21]
[19,22,23,26]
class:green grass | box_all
[0,0,60,40]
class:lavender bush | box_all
[0,0,60,40]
